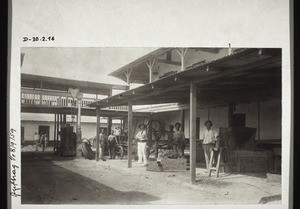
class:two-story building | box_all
[89,47,282,182]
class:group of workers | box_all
[98,127,123,160]
[134,120,221,170]
[34,132,49,151]
[97,120,221,171]
[134,122,186,166]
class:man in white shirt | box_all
[34,132,40,151]
[115,127,121,144]
[201,120,218,172]
[135,124,148,166]
[40,133,46,151]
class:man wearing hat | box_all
[135,124,148,166]
[173,122,186,158]
[201,120,218,172]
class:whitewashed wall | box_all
[21,121,55,141]
[151,99,281,140]
[21,121,121,141]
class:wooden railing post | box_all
[40,93,42,106]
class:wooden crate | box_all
[146,158,187,172]
[161,158,187,171]
[230,150,273,172]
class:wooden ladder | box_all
[208,148,226,177]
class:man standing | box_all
[107,130,117,159]
[135,124,148,166]
[201,120,218,172]
[115,127,121,144]
[34,132,40,151]
[173,123,185,158]
[99,129,107,161]
[44,134,48,149]
[167,124,174,150]
[40,133,45,151]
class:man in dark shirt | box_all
[99,129,107,160]
[173,123,185,158]
[167,124,174,150]
[107,130,117,159]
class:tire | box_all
[81,142,94,160]
[116,145,124,160]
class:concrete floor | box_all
[21,151,281,205]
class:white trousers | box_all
[137,142,147,164]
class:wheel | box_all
[147,147,156,158]
[81,142,94,159]
[116,145,124,160]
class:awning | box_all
[89,48,281,109]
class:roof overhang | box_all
[108,48,173,84]
[90,48,282,109]
[108,48,225,84]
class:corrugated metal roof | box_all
[108,48,173,77]
[89,48,281,108]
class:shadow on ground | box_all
[21,152,160,204]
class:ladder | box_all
[208,147,227,177]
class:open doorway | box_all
[39,125,50,140]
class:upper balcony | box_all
[21,88,128,112]
[20,73,129,116]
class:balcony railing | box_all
[21,88,128,111]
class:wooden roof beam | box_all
[146,59,156,83]
[156,59,181,66]
[176,48,188,71]
[190,48,221,54]
[124,68,133,84]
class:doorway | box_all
[38,125,50,140]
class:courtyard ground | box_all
[21,151,281,205]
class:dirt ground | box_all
[21,151,281,205]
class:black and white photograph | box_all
[8,0,292,208]
[20,47,282,205]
